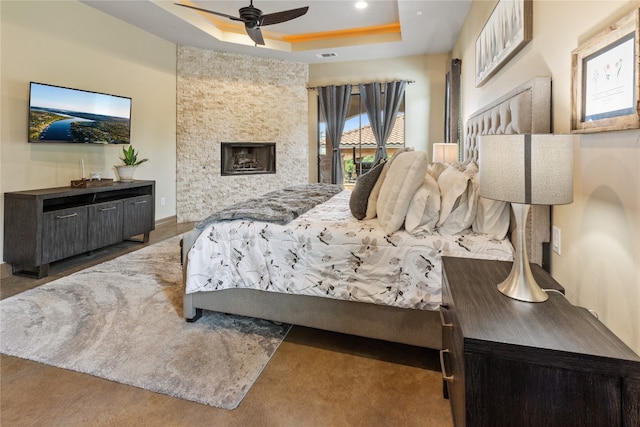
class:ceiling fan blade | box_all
[174,3,242,22]
[177,1,307,46]
[260,6,309,26]
[245,26,265,45]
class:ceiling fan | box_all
[175,1,309,46]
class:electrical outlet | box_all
[160,197,166,206]
[552,226,561,255]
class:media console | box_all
[3,180,155,278]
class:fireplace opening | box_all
[221,142,276,176]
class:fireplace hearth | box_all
[221,142,276,176]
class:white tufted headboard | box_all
[464,76,552,267]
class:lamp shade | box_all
[432,143,459,163]
[478,134,574,205]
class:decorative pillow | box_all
[349,159,386,220]
[364,161,389,219]
[364,147,413,220]
[427,162,447,180]
[376,150,429,234]
[472,196,510,239]
[388,146,415,161]
[437,163,479,235]
[405,173,441,234]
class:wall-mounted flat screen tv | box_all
[28,82,131,144]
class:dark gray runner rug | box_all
[0,236,291,409]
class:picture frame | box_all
[571,8,640,133]
[475,0,532,87]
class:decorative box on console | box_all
[221,142,276,176]
[70,178,114,188]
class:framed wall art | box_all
[571,8,640,133]
[475,0,532,87]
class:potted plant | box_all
[115,146,148,182]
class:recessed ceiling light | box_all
[355,2,368,10]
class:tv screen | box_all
[28,82,131,144]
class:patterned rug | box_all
[0,236,291,409]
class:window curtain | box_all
[318,84,352,185]
[445,59,462,146]
[358,81,406,163]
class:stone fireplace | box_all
[221,142,276,176]
[176,46,308,223]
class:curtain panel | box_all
[318,84,352,185]
[358,80,407,163]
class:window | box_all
[318,92,405,185]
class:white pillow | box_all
[405,173,441,234]
[364,147,414,220]
[376,150,429,234]
[427,162,447,180]
[473,197,510,239]
[364,161,390,219]
[437,163,479,235]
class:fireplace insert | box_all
[221,142,276,176]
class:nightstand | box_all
[439,256,640,427]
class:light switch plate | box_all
[552,226,561,255]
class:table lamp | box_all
[432,143,459,163]
[479,134,574,302]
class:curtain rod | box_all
[307,80,414,91]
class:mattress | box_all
[185,190,514,311]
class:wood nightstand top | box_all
[442,256,640,374]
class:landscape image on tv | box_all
[28,82,131,144]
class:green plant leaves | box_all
[120,146,148,166]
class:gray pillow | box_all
[349,159,387,220]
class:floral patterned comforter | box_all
[185,190,514,311]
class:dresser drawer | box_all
[440,268,466,426]
[123,195,154,238]
[87,200,123,251]
[41,206,88,263]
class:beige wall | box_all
[308,54,450,180]
[1,1,177,263]
[453,0,640,354]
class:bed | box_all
[181,76,552,350]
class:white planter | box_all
[115,165,137,182]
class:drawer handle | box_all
[134,200,147,205]
[439,304,453,328]
[439,349,454,382]
[55,212,78,219]
[99,207,117,212]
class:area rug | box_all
[0,236,291,409]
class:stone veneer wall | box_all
[176,45,309,222]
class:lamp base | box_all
[497,259,548,302]
[498,203,548,303]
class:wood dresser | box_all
[440,256,640,427]
[4,180,155,278]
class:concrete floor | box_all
[1,219,453,427]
